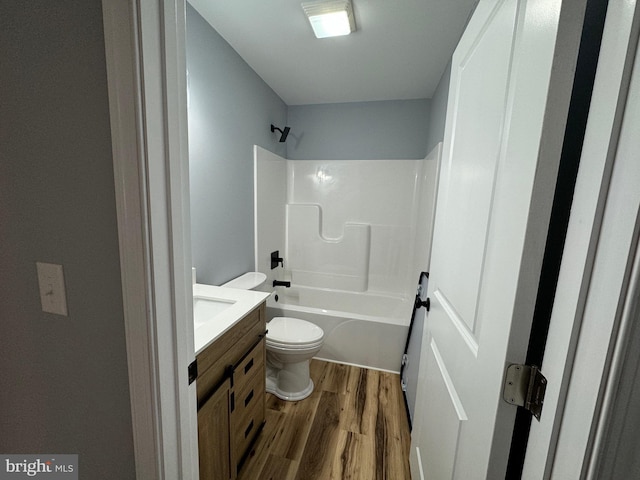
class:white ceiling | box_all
[187,0,478,106]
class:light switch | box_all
[36,262,68,316]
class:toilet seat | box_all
[266,338,324,350]
[266,317,324,347]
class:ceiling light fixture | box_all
[301,0,356,39]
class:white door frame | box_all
[522,0,640,478]
[587,220,640,478]
[102,0,197,478]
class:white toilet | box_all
[221,272,325,402]
[265,316,324,401]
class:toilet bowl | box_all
[265,316,324,401]
[221,272,325,402]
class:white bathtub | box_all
[266,286,413,372]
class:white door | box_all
[410,0,588,478]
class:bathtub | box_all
[266,286,413,372]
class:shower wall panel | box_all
[287,204,371,291]
[255,148,441,302]
[254,146,287,289]
[287,160,423,297]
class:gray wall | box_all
[287,99,431,160]
[426,61,452,153]
[187,5,288,286]
[0,2,135,478]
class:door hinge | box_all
[188,360,198,385]
[503,364,547,421]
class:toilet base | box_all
[266,376,314,401]
[265,358,315,401]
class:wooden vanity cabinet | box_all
[196,302,266,480]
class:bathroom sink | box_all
[193,296,235,327]
[192,283,270,354]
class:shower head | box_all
[271,124,291,142]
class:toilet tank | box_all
[221,272,267,290]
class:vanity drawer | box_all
[234,338,265,393]
[232,368,265,461]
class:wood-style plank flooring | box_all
[238,360,412,480]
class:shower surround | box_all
[255,145,440,371]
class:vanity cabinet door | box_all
[198,377,234,480]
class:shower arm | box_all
[270,124,290,142]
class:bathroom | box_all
[4,0,637,478]
[186,0,457,476]
[181,0,627,477]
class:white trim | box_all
[102,0,197,478]
[102,1,162,477]
[414,447,426,480]
[551,19,640,476]
[585,219,640,478]
[522,2,640,477]
[159,0,199,477]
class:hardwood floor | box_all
[237,360,412,480]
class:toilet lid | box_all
[267,317,324,345]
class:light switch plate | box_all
[36,262,68,316]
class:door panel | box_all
[425,2,524,476]
[422,338,468,480]
[430,0,518,336]
[410,0,585,478]
[427,0,520,434]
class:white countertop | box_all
[193,283,270,356]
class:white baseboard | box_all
[410,446,425,480]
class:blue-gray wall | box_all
[287,99,431,160]
[0,2,135,478]
[186,5,449,284]
[187,5,288,285]
[426,61,452,153]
